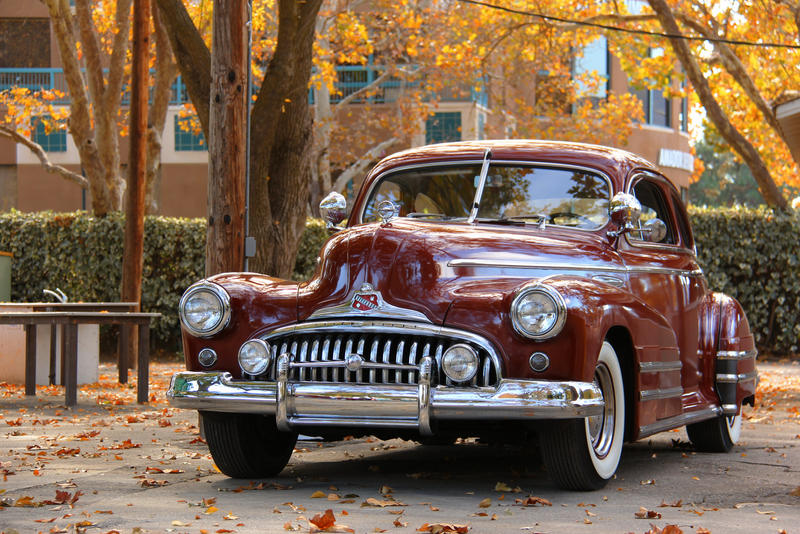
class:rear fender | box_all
[702,293,757,414]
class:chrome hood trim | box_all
[307,284,432,323]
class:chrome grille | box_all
[249,322,502,387]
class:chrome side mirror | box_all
[607,192,641,238]
[642,218,667,243]
[319,192,347,230]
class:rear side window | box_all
[670,190,694,249]
[631,179,677,245]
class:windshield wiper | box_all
[476,214,549,229]
[467,148,492,224]
[474,218,527,226]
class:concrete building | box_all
[0,3,693,218]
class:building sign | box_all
[658,149,694,172]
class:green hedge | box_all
[0,211,328,348]
[0,209,797,354]
[689,206,800,355]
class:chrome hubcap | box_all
[586,362,615,459]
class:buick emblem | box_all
[351,283,381,311]
[344,353,363,372]
[352,293,379,311]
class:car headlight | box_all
[238,339,272,375]
[442,344,479,383]
[510,284,566,340]
[179,281,231,337]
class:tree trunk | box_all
[75,0,132,212]
[44,0,112,214]
[121,0,151,372]
[206,0,248,276]
[154,0,212,139]
[647,0,788,211]
[146,5,179,214]
[158,0,323,277]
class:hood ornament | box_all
[377,200,398,225]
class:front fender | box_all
[181,273,299,378]
[444,276,679,384]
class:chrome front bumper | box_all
[168,364,604,436]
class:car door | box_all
[618,172,704,431]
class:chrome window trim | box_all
[639,361,683,373]
[624,171,695,253]
[639,386,683,401]
[358,160,614,231]
[260,320,505,379]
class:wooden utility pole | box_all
[121,0,150,380]
[206,0,248,275]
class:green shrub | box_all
[1,208,797,355]
[0,211,328,349]
[0,211,206,348]
[689,206,800,355]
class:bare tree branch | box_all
[105,0,134,112]
[673,11,792,155]
[332,137,398,193]
[0,126,88,188]
[334,67,399,109]
[647,0,788,210]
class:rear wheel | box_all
[201,411,297,478]
[540,342,625,491]
[686,411,741,452]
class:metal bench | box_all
[0,311,161,406]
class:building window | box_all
[631,47,671,128]
[679,96,688,132]
[174,116,206,151]
[633,88,671,128]
[574,36,609,102]
[426,112,461,144]
[33,117,66,152]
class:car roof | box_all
[366,139,662,191]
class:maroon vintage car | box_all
[168,140,757,490]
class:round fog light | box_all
[529,351,550,372]
[198,348,217,367]
[238,339,272,375]
[442,344,479,383]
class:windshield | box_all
[362,164,610,229]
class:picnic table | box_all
[0,310,161,406]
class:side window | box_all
[631,179,677,245]
[670,190,694,249]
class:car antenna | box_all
[467,148,492,223]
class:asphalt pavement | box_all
[0,361,798,533]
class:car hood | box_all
[298,219,618,324]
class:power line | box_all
[457,0,800,50]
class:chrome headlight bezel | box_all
[178,281,231,338]
[510,284,567,340]
[238,339,272,376]
[441,343,479,383]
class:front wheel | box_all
[201,411,297,478]
[686,411,742,452]
[540,341,625,491]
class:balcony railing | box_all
[0,67,488,108]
